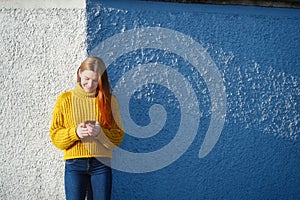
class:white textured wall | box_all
[0,1,87,199]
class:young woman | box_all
[50,56,124,200]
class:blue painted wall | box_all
[87,0,300,199]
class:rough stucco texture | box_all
[87,0,300,199]
[0,8,86,199]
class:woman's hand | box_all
[85,121,101,137]
[76,121,101,138]
[76,123,90,139]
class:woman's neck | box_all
[73,83,97,98]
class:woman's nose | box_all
[87,80,93,87]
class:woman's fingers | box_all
[76,123,90,138]
[86,122,100,136]
[77,121,101,138]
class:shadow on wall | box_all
[86,0,300,199]
[143,0,300,8]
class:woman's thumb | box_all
[81,122,86,128]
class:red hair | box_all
[77,56,114,128]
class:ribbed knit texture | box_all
[50,83,124,160]
[72,84,97,126]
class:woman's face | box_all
[79,70,99,93]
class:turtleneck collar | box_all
[73,83,97,98]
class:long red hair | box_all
[77,56,114,128]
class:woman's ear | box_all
[77,68,81,82]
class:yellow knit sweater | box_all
[50,83,124,160]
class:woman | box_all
[50,56,124,200]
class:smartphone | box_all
[84,120,96,125]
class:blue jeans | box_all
[64,158,112,200]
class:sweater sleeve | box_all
[49,93,80,150]
[96,95,124,149]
